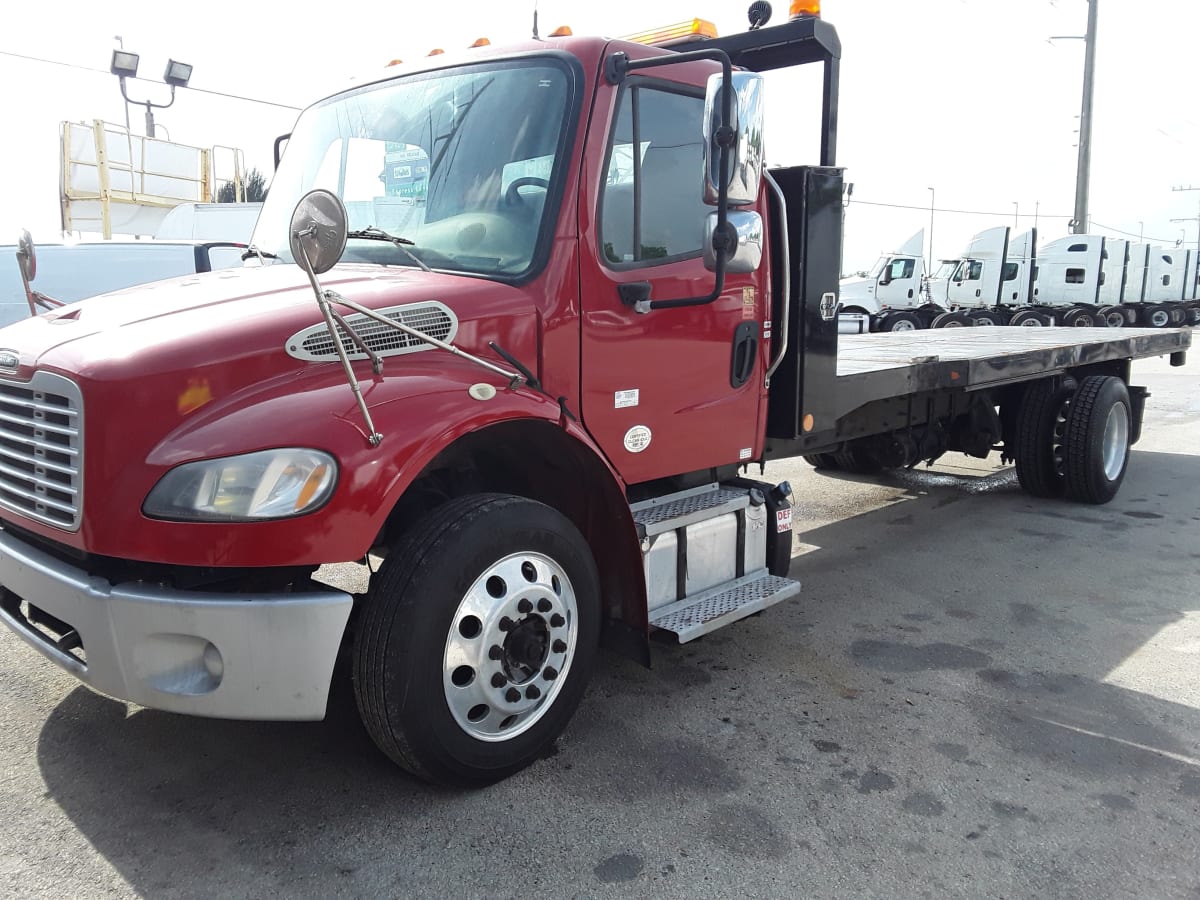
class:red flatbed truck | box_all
[0,6,1190,785]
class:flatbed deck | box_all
[833,327,1191,415]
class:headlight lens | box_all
[143,449,338,522]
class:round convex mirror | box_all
[17,230,36,282]
[288,189,348,275]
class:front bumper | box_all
[0,529,353,720]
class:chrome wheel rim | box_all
[1102,403,1130,481]
[443,551,577,742]
[890,319,917,332]
[1105,313,1125,327]
[1150,310,1169,327]
[1018,317,1042,327]
[973,317,996,327]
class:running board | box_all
[648,570,801,643]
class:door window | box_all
[599,84,708,266]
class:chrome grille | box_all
[285,302,458,363]
[0,372,83,531]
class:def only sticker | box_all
[623,425,652,453]
[776,507,793,532]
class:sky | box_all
[0,0,1197,272]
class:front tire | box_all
[353,494,600,786]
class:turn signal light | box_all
[624,18,718,47]
[550,25,573,37]
[428,48,445,56]
[386,58,403,67]
[470,37,490,47]
[789,0,820,17]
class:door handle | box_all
[730,321,758,389]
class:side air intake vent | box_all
[285,301,458,362]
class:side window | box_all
[1002,262,1019,281]
[890,258,915,280]
[1068,243,1087,252]
[966,261,983,281]
[600,84,708,266]
[1065,267,1086,284]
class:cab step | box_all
[631,483,749,537]
[648,570,801,643]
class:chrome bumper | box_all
[0,529,353,720]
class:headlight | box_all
[143,449,338,522]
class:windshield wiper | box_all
[241,245,280,262]
[346,226,433,273]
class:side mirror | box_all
[703,210,762,274]
[16,230,36,284]
[289,189,348,275]
[878,268,893,286]
[702,71,765,207]
[274,133,291,171]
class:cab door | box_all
[577,75,768,486]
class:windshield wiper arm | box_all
[241,244,279,262]
[346,226,433,273]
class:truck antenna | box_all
[532,2,539,39]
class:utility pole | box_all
[1061,0,1099,234]
[1171,185,1200,264]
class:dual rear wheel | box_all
[1014,375,1131,504]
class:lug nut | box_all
[552,639,567,653]
[518,598,532,614]
[488,644,504,660]
[499,616,514,632]
[525,685,541,700]
[505,688,521,703]
[550,614,565,628]
[491,673,507,688]
[543,666,558,681]
[537,598,552,613]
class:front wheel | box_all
[353,494,600,786]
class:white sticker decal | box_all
[776,507,793,533]
[739,447,753,460]
[623,425,652,453]
[614,389,640,409]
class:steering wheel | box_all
[504,176,550,206]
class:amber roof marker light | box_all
[789,0,821,18]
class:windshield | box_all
[253,60,573,278]
[867,256,889,279]
[932,260,960,280]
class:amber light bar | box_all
[623,18,718,47]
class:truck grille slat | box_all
[0,373,83,531]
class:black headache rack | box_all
[700,18,846,448]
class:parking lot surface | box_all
[1,356,1197,898]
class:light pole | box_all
[110,49,193,138]
[927,186,935,272]
[1013,201,1019,230]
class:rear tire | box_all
[1014,380,1075,498]
[1096,305,1124,327]
[353,494,600,786]
[834,445,884,474]
[1186,302,1200,325]
[931,311,972,328]
[803,453,841,469]
[1062,306,1096,327]
[1010,308,1048,327]
[967,309,1003,326]
[1063,376,1131,504]
[1144,305,1171,328]
[877,311,922,332]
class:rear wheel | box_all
[1010,308,1049,327]
[1063,376,1131,504]
[1096,306,1124,328]
[931,311,973,328]
[1062,306,1096,327]
[1187,302,1200,325]
[877,311,922,332]
[353,494,600,786]
[1014,380,1075,498]
[803,453,841,469]
[1144,305,1171,328]
[967,309,1003,326]
[834,445,885,474]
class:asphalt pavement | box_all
[1,356,1198,898]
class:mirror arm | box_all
[606,48,736,312]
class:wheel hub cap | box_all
[1102,403,1130,481]
[443,551,577,742]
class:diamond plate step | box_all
[648,570,801,643]
[631,485,749,537]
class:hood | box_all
[0,264,532,381]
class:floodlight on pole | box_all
[110,48,193,138]
[927,187,935,272]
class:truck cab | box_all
[838,229,924,316]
